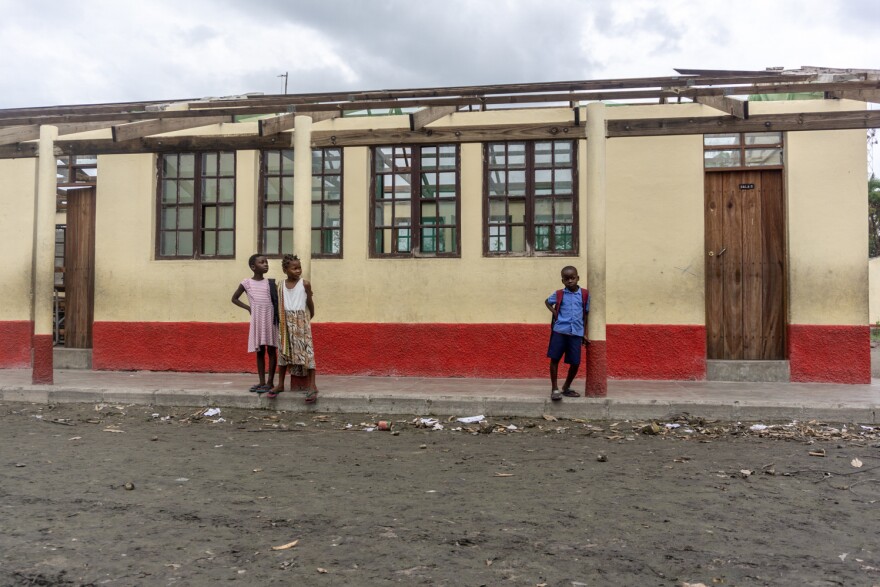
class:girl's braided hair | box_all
[281,254,300,269]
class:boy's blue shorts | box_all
[547,331,582,365]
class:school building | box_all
[1,67,878,394]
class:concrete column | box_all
[33,125,58,384]
[585,103,607,397]
[292,115,313,279]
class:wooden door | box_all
[64,187,96,348]
[705,171,786,360]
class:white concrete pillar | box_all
[292,115,313,279]
[33,125,58,383]
[585,102,607,396]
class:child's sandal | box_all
[304,390,318,404]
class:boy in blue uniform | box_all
[545,266,590,401]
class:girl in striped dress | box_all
[269,254,317,402]
[231,254,279,393]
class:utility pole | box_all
[278,72,288,95]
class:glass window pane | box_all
[178,154,195,177]
[282,150,294,173]
[202,179,217,203]
[163,155,178,178]
[179,180,195,203]
[218,206,234,229]
[178,232,193,256]
[218,231,233,255]
[218,152,233,176]
[281,177,294,201]
[704,133,740,147]
[555,199,573,223]
[265,230,279,255]
[555,225,574,251]
[394,174,411,199]
[202,231,216,256]
[324,148,342,172]
[745,132,782,146]
[507,143,526,167]
[219,179,234,202]
[178,206,193,230]
[487,171,507,197]
[438,201,455,225]
[202,153,217,175]
[488,200,507,223]
[554,168,573,194]
[745,148,783,166]
[421,202,437,224]
[265,204,280,228]
[266,151,281,174]
[375,201,395,227]
[510,200,526,224]
[74,155,97,165]
[375,147,394,172]
[554,141,572,165]
[266,177,280,202]
[325,203,340,227]
[509,170,526,196]
[535,170,553,195]
[160,231,176,256]
[535,198,553,222]
[704,150,741,168]
[203,206,217,229]
[311,203,321,226]
[311,230,322,253]
[162,180,177,203]
[162,208,176,230]
[510,226,526,252]
[281,204,293,228]
[535,225,550,251]
[534,142,553,165]
[281,230,293,254]
[488,225,507,252]
[324,177,341,200]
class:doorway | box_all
[705,170,786,360]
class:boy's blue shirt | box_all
[547,287,590,337]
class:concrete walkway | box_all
[0,368,878,423]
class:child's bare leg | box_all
[561,363,579,391]
[304,369,318,403]
[266,347,277,387]
[256,347,267,385]
[549,359,560,391]
[271,365,287,393]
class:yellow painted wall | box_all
[787,128,868,325]
[606,134,706,324]
[0,158,37,321]
[869,257,880,325]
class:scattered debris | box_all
[316,568,328,574]
[809,449,827,457]
[542,414,558,422]
[124,482,135,490]
[456,415,485,424]
[851,458,863,468]
[596,454,608,462]
[271,539,299,551]
[203,408,221,417]
[493,473,514,477]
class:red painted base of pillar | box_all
[32,334,53,385]
[585,340,607,397]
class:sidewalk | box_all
[0,368,878,423]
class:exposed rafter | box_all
[693,95,749,119]
[258,110,343,137]
[825,89,880,104]
[111,115,235,142]
[409,106,458,130]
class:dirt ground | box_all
[1,402,879,587]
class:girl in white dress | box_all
[268,255,317,402]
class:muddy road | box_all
[1,402,879,586]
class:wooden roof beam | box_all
[409,106,458,130]
[112,115,234,142]
[258,110,342,136]
[0,120,132,146]
[693,95,749,119]
[825,89,880,104]
[607,110,880,137]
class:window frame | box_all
[369,144,461,258]
[703,132,784,172]
[155,151,237,260]
[56,155,97,213]
[257,147,344,259]
[482,140,579,257]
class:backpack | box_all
[551,288,590,329]
[268,279,279,326]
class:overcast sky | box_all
[1,0,876,107]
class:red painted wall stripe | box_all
[0,321,33,368]
[607,324,706,380]
[32,334,53,384]
[789,324,870,384]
